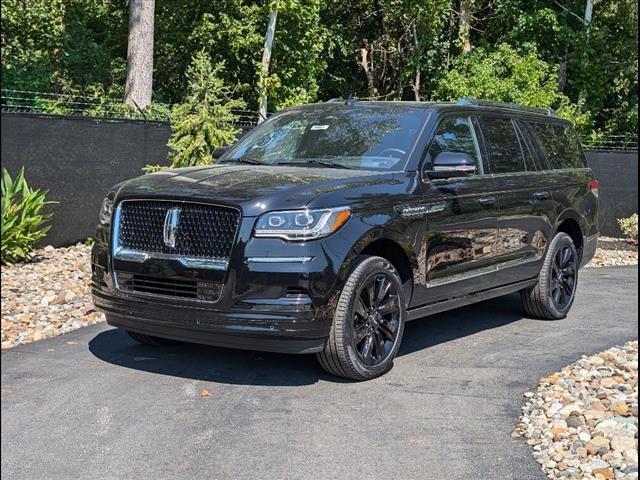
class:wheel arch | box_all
[350,229,417,304]
[554,210,585,260]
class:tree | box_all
[166,50,245,168]
[258,3,278,123]
[124,0,155,109]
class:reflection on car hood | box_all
[114,164,398,216]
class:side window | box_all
[531,122,587,169]
[518,121,550,170]
[478,117,527,174]
[560,125,587,168]
[513,122,539,171]
[425,116,482,174]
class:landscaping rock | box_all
[514,341,638,480]
[587,237,638,268]
[1,244,104,348]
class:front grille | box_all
[117,201,240,260]
[116,272,222,301]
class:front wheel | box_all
[521,232,579,320]
[317,256,406,381]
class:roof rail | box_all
[457,98,557,116]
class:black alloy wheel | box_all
[316,255,406,381]
[352,273,401,366]
[550,244,577,309]
[520,232,579,320]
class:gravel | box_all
[587,237,638,268]
[514,340,639,480]
[1,244,104,349]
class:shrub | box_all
[1,167,55,264]
[618,214,638,243]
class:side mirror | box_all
[427,152,477,179]
[212,146,230,159]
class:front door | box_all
[412,115,501,306]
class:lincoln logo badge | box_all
[163,207,181,248]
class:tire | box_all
[126,329,180,346]
[520,232,579,320]
[316,256,406,381]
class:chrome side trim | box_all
[426,255,542,288]
[246,256,314,264]
[427,264,497,288]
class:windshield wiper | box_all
[278,159,352,170]
[219,156,267,166]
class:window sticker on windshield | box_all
[310,125,330,130]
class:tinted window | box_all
[513,122,540,171]
[530,122,586,169]
[517,121,549,170]
[479,117,526,173]
[425,116,482,173]
[224,108,427,171]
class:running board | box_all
[406,278,538,321]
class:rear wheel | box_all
[317,256,406,381]
[521,232,579,320]
[126,330,180,346]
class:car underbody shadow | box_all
[399,293,527,357]
[89,293,529,386]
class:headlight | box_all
[254,206,351,241]
[99,197,113,224]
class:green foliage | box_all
[1,0,637,137]
[1,167,55,265]
[618,214,638,242]
[166,50,245,169]
[434,43,559,106]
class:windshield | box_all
[222,107,428,171]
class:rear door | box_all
[414,115,500,305]
[475,115,554,284]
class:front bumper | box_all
[93,287,328,353]
[90,214,359,354]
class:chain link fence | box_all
[1,89,260,131]
[580,135,638,151]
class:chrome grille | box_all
[116,201,240,260]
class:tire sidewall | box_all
[340,257,406,378]
[541,233,579,319]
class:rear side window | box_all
[529,122,587,169]
[478,117,526,173]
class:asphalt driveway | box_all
[2,266,638,480]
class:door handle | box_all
[533,191,551,200]
[478,196,497,206]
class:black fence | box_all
[585,150,638,237]
[1,112,638,246]
[1,112,172,246]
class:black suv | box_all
[91,99,599,380]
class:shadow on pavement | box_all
[88,293,527,387]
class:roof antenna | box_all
[345,93,356,106]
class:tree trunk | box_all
[411,20,421,101]
[459,0,473,53]
[124,0,155,110]
[558,44,569,91]
[584,0,594,39]
[258,8,278,124]
[359,48,375,97]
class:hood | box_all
[114,164,401,216]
